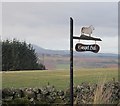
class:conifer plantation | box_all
[2,39,45,71]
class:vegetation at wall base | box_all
[2,39,45,71]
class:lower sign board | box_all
[75,43,100,53]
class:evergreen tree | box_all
[2,39,45,71]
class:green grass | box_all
[2,68,118,90]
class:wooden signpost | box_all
[70,17,102,106]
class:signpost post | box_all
[70,17,73,106]
[69,17,102,106]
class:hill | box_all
[33,44,117,57]
[32,44,118,69]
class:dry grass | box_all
[93,79,112,104]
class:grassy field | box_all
[2,68,118,90]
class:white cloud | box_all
[2,2,118,53]
[99,36,118,53]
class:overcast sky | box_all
[1,2,118,54]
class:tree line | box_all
[2,39,45,71]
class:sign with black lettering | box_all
[75,43,100,53]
